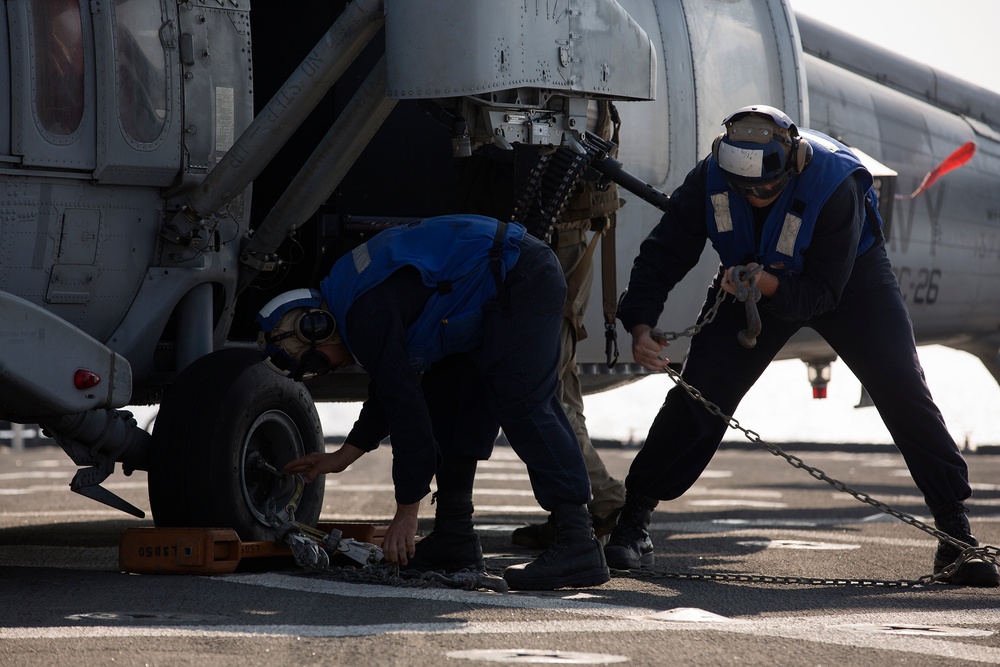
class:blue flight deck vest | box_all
[321,215,525,372]
[705,129,882,275]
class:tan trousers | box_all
[555,229,626,519]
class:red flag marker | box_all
[896,141,976,199]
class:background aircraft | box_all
[0,0,996,538]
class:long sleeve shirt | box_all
[340,267,438,505]
[617,157,867,332]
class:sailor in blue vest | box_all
[256,214,609,591]
[605,105,998,586]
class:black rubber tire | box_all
[147,348,325,541]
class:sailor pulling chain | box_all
[644,280,998,585]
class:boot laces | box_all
[609,509,648,547]
[936,510,976,545]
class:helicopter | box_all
[1,0,996,540]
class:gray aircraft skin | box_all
[0,0,997,538]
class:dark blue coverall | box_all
[617,159,971,514]
[329,221,591,511]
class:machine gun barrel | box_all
[592,154,671,213]
[590,156,670,211]
[581,132,670,213]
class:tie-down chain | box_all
[643,270,999,587]
[252,452,509,592]
[649,264,761,349]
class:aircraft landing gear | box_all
[147,348,324,541]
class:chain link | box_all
[616,568,931,587]
[649,289,728,344]
[646,285,1000,586]
[311,562,509,592]
[271,499,510,590]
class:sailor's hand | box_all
[283,444,365,482]
[383,501,419,567]
[721,264,754,296]
[722,263,775,298]
[631,324,670,371]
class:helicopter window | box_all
[113,0,167,144]
[31,0,85,136]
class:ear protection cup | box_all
[790,135,813,174]
[256,288,339,381]
[712,133,725,163]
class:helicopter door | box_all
[8,0,97,170]
[91,0,182,185]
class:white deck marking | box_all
[472,473,532,482]
[687,499,788,508]
[736,539,861,550]
[0,471,75,481]
[4,580,999,666]
[0,481,146,495]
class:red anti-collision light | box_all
[74,369,102,390]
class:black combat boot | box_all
[511,516,556,549]
[511,507,621,548]
[604,495,657,570]
[932,502,999,587]
[503,503,610,590]
[405,491,485,573]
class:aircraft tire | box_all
[147,348,324,541]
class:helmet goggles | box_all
[265,309,338,346]
[714,106,799,201]
[724,171,791,200]
[715,133,792,200]
[256,289,339,381]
